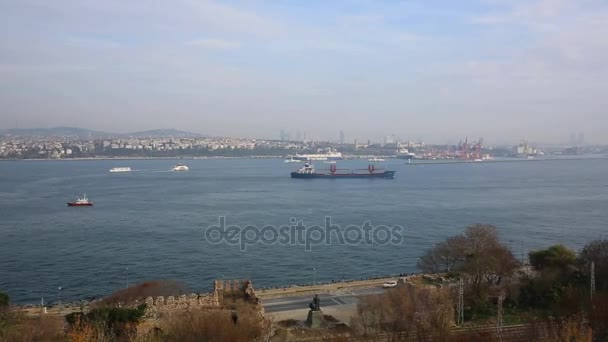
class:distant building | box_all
[339,130,344,144]
[384,135,396,145]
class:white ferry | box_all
[292,151,343,161]
[109,167,132,173]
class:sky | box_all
[0,0,607,144]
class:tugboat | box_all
[291,163,395,179]
[67,194,94,207]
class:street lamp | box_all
[57,287,62,305]
[313,267,317,286]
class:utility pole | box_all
[497,293,504,342]
[457,278,464,326]
[521,240,525,266]
[591,261,596,301]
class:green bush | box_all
[66,304,146,336]
[0,292,8,307]
[529,245,577,271]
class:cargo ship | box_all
[67,194,94,207]
[291,163,395,179]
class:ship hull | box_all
[291,171,395,179]
[67,203,94,207]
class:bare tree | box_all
[417,236,468,273]
[459,225,519,287]
[351,285,454,341]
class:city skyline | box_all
[1,1,607,144]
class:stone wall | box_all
[141,279,257,318]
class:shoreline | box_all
[12,273,417,309]
[0,155,286,161]
[0,155,606,162]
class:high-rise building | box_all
[570,132,577,146]
[339,131,345,144]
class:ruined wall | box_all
[141,279,257,318]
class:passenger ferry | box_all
[109,167,132,173]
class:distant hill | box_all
[126,129,203,138]
[0,127,110,138]
[0,127,203,138]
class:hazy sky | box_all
[1,0,607,144]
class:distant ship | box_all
[291,163,395,179]
[284,157,301,163]
[396,148,415,160]
[109,167,132,173]
[368,157,385,162]
[290,151,344,162]
[172,164,189,171]
[67,194,94,207]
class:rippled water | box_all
[1,158,607,303]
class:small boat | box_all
[284,158,301,163]
[109,167,132,173]
[173,164,189,171]
[67,194,94,207]
[368,157,385,162]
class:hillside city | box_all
[0,128,605,160]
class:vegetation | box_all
[414,227,608,341]
[159,302,269,342]
[579,239,608,291]
[529,244,577,271]
[351,285,453,341]
[95,280,186,308]
[0,291,8,308]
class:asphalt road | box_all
[262,287,386,313]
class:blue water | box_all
[1,158,607,304]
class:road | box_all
[262,287,386,313]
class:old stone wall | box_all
[141,279,257,318]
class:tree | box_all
[579,239,608,291]
[529,245,577,271]
[417,236,467,273]
[0,292,8,308]
[350,285,454,341]
[458,225,519,287]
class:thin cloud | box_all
[185,38,241,49]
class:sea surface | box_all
[1,158,607,304]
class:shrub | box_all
[0,292,8,308]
